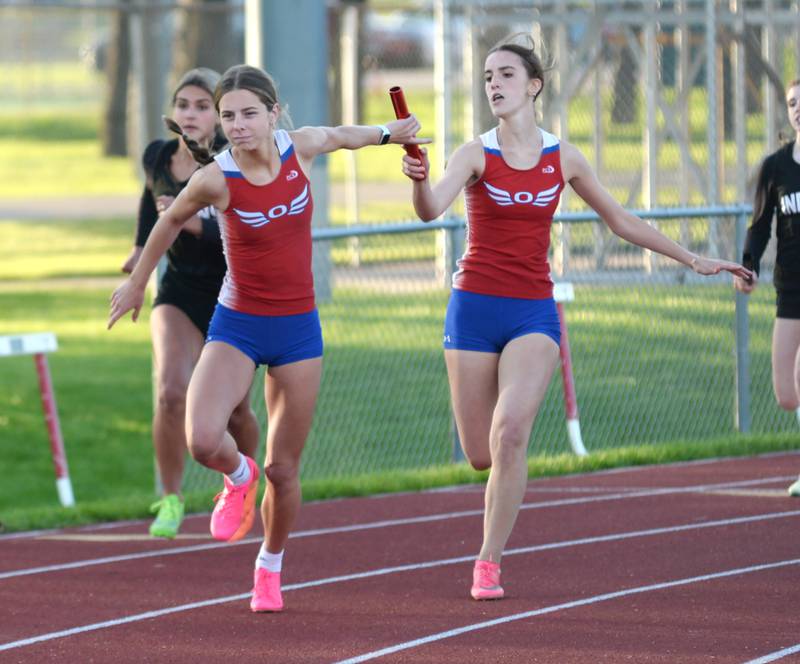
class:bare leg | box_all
[228,384,260,461]
[150,305,204,496]
[479,334,559,563]
[771,318,800,411]
[260,357,322,553]
[186,341,256,475]
[445,349,499,471]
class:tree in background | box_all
[102,2,130,157]
[171,0,242,86]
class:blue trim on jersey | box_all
[280,144,295,163]
[443,289,560,352]
[542,144,559,155]
[484,147,502,156]
[222,170,245,179]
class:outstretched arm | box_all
[108,165,226,329]
[562,142,752,280]
[292,115,429,159]
[401,139,483,222]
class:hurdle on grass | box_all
[0,332,75,507]
[553,282,586,457]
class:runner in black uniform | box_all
[735,78,800,496]
[121,68,259,536]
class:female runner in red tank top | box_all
[401,37,752,601]
[109,64,428,613]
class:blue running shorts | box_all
[443,289,560,352]
[206,304,323,367]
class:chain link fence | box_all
[176,209,796,492]
[2,1,798,493]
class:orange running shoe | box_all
[250,567,284,612]
[209,456,259,542]
[470,559,504,600]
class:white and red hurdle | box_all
[0,332,75,507]
[553,282,587,457]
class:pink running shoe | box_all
[470,559,504,600]
[250,567,283,612]
[210,455,259,542]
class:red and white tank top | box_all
[454,127,564,299]
[214,129,315,316]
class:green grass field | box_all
[2,214,797,533]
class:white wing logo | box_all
[484,181,561,208]
[234,208,270,228]
[484,182,514,206]
[232,185,310,228]
[288,184,310,215]
[532,183,561,207]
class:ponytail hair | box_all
[163,115,222,166]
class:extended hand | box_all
[108,279,145,330]
[386,115,431,147]
[690,256,753,281]
[733,272,758,293]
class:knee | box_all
[466,454,492,471]
[776,395,800,412]
[156,382,187,418]
[186,421,223,464]
[458,434,492,470]
[492,420,529,462]
[265,460,300,489]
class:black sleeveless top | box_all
[742,141,800,291]
[135,138,227,296]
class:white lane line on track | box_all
[5,450,798,542]
[1,508,798,652]
[333,557,800,664]
[0,475,794,581]
[743,644,800,663]
[37,534,212,542]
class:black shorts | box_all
[776,288,800,319]
[153,271,220,336]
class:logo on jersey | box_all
[484,181,560,207]
[780,191,800,215]
[286,169,299,181]
[542,165,555,174]
[234,184,310,228]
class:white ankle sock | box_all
[226,453,251,486]
[256,543,284,572]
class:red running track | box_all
[2,452,800,663]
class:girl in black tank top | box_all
[735,78,800,495]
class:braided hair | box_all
[162,115,220,166]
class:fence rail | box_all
[177,205,791,494]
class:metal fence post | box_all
[734,209,751,432]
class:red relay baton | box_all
[389,86,423,162]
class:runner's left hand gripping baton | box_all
[389,86,423,162]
